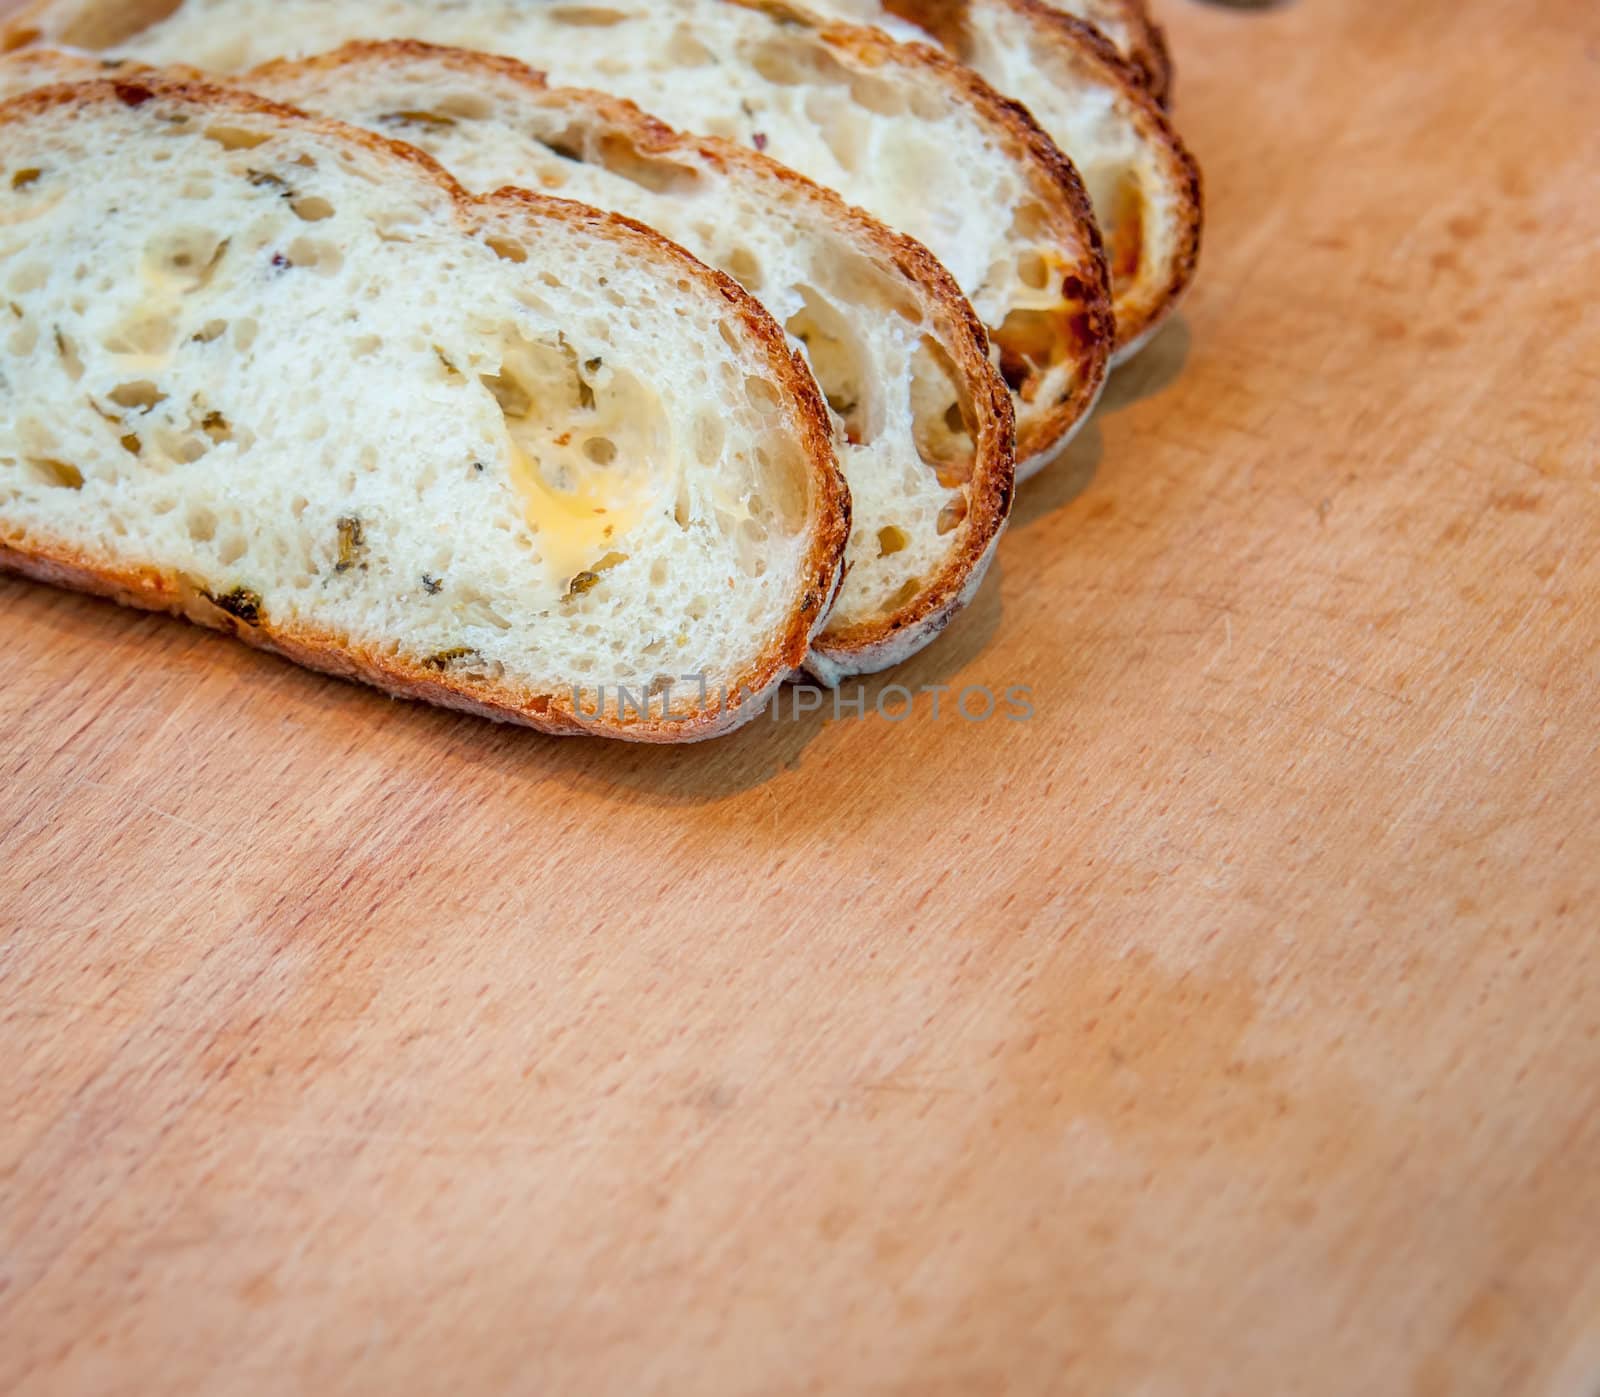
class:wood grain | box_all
[3,1,1599,1392]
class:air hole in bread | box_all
[731,514,770,578]
[723,246,763,293]
[878,525,909,558]
[587,135,701,197]
[805,91,871,175]
[546,6,629,26]
[435,92,496,122]
[785,286,874,444]
[529,128,585,165]
[583,436,617,466]
[11,168,42,191]
[750,36,850,90]
[109,380,167,413]
[486,235,528,264]
[192,319,228,345]
[753,444,806,538]
[744,375,782,416]
[431,345,464,382]
[8,321,37,356]
[26,458,83,490]
[378,110,458,132]
[692,408,725,463]
[217,531,249,566]
[889,578,921,610]
[372,211,420,245]
[1097,172,1147,286]
[843,73,909,119]
[1017,252,1051,292]
[937,497,968,536]
[993,307,1067,400]
[140,229,229,296]
[203,125,272,152]
[103,312,176,365]
[291,195,335,223]
[186,505,217,542]
[286,236,342,275]
[232,318,258,351]
[665,28,715,66]
[910,338,975,486]
[153,426,210,465]
[456,585,514,630]
[53,328,83,381]
[8,263,47,296]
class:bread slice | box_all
[0,43,1015,685]
[0,0,1115,479]
[800,0,1200,361]
[0,74,851,740]
[245,43,1015,685]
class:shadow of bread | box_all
[1098,314,1193,416]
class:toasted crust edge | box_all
[1004,2,1200,362]
[244,38,1016,683]
[1089,0,1173,106]
[0,74,851,742]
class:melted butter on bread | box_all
[488,334,674,591]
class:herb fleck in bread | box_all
[0,0,1115,478]
[0,75,850,740]
[236,41,1014,685]
[800,0,1200,360]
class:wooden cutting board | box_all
[3,2,1598,1392]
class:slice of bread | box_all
[801,0,1200,361]
[243,42,1015,685]
[0,74,851,740]
[0,0,1116,478]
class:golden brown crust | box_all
[1086,0,1172,105]
[0,73,851,741]
[247,38,1015,678]
[1135,1,1174,107]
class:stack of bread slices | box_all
[0,0,1201,741]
